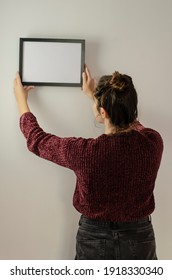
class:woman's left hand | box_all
[14,72,34,116]
[14,72,34,102]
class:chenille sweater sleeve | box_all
[20,112,81,170]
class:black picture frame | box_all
[19,38,85,87]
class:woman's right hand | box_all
[82,66,95,99]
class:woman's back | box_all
[71,127,163,221]
[20,112,163,222]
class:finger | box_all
[85,66,92,80]
[14,74,19,89]
[82,72,87,83]
[14,78,17,87]
[24,86,35,91]
[23,86,34,90]
[27,86,35,91]
[15,71,22,85]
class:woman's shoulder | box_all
[139,125,163,142]
[130,120,163,141]
[133,123,164,152]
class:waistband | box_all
[80,215,151,229]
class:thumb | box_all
[15,72,22,85]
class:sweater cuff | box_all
[20,112,37,136]
[20,111,36,123]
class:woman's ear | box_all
[100,107,108,119]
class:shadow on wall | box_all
[85,39,104,76]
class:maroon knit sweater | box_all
[20,112,163,222]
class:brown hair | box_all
[94,71,138,130]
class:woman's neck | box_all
[104,119,117,135]
[104,119,137,135]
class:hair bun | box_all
[109,71,126,90]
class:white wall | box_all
[0,0,172,259]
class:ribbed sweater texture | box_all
[20,112,163,222]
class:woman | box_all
[14,67,163,259]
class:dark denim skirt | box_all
[75,215,157,260]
